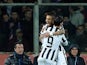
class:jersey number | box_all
[48,37,53,46]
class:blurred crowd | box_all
[39,6,87,52]
[0,6,33,52]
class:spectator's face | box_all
[25,11,32,18]
[45,15,54,26]
[3,14,9,22]
[71,47,78,57]
[22,6,27,12]
[11,12,18,20]
[76,26,84,35]
[14,44,24,55]
[63,17,69,22]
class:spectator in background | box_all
[8,28,30,51]
[4,42,33,65]
[19,6,27,19]
[76,25,84,36]
[1,13,10,36]
[0,6,21,17]
[64,29,75,52]
[67,44,85,65]
[75,25,87,51]
[8,29,22,51]
[78,6,87,22]
[0,6,33,52]
[69,6,84,27]
[74,24,87,51]
[9,11,21,40]
[22,9,33,52]
[0,13,10,51]
[63,16,76,37]
[8,11,22,51]
[19,6,32,19]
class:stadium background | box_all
[0,0,87,65]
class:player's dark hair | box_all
[54,16,63,26]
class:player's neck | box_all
[47,24,53,27]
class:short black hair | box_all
[54,16,63,26]
[14,41,23,48]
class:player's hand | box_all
[44,32,50,37]
[59,29,65,34]
[40,34,45,39]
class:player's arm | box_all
[39,29,65,39]
[39,24,47,42]
[61,34,68,46]
[48,29,65,37]
[53,29,65,36]
[39,34,45,42]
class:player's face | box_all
[14,44,24,55]
[45,15,54,26]
[71,47,78,57]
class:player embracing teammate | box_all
[38,12,68,65]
